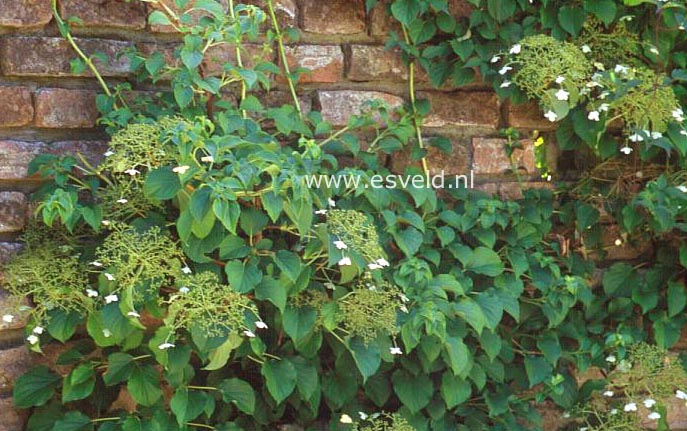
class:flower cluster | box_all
[327,209,388,270]
[339,412,415,431]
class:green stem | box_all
[187,385,218,391]
[228,0,248,119]
[266,0,302,118]
[91,417,120,423]
[52,0,112,98]
[401,25,429,177]
[187,423,215,430]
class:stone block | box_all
[316,90,404,127]
[35,88,98,128]
[0,86,33,128]
[301,0,365,35]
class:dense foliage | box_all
[6,0,687,430]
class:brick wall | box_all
[0,1,594,430]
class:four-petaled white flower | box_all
[244,330,256,338]
[315,209,327,215]
[673,108,685,122]
[390,347,403,355]
[648,412,661,420]
[624,402,638,412]
[338,257,352,266]
[399,294,410,303]
[102,220,111,226]
[358,412,368,420]
[649,47,660,56]
[509,44,521,54]
[490,55,500,63]
[610,409,618,415]
[643,399,656,408]
[651,131,663,140]
[603,391,614,397]
[201,155,214,163]
[614,64,629,74]
[676,390,687,400]
[328,198,336,207]
[582,45,591,53]
[102,329,112,338]
[173,165,190,174]
[124,168,140,176]
[158,342,175,350]
[27,335,39,345]
[104,150,115,157]
[555,89,570,101]
[606,355,617,363]
[678,185,687,193]
[182,266,192,274]
[105,294,118,304]
[368,263,383,270]
[620,146,633,155]
[255,321,268,329]
[499,66,513,75]
[555,76,565,84]
[104,273,115,281]
[127,311,141,318]
[116,198,128,204]
[86,289,99,298]
[588,111,600,122]
[614,239,622,246]
[179,287,190,294]
[377,258,390,267]
[544,111,558,122]
[91,261,103,267]
[33,326,44,335]
[599,103,610,112]
[2,314,14,323]
[500,81,512,88]
[340,414,353,424]
[334,240,348,250]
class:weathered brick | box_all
[472,138,536,175]
[0,345,31,393]
[49,140,109,166]
[0,86,33,128]
[507,100,558,131]
[420,92,499,128]
[203,43,272,77]
[449,0,474,19]
[243,0,296,28]
[317,90,404,127]
[0,395,28,431]
[0,37,131,77]
[261,91,313,114]
[0,0,52,28]
[60,0,147,30]
[282,45,344,83]
[301,0,365,35]
[348,45,407,82]
[148,0,229,33]
[0,141,45,180]
[35,88,98,129]
[391,139,469,177]
[0,193,26,233]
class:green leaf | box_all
[213,199,240,234]
[524,356,553,387]
[584,0,616,25]
[668,281,687,318]
[52,411,92,431]
[348,337,381,383]
[224,260,262,293]
[255,278,287,313]
[63,364,95,403]
[441,372,471,409]
[487,0,515,23]
[464,247,504,277]
[204,333,243,371]
[148,10,172,26]
[219,378,256,414]
[128,364,162,406]
[292,356,319,400]
[454,298,488,335]
[47,310,81,343]
[274,250,302,282]
[171,388,208,426]
[444,337,470,376]
[392,370,433,414]
[282,306,317,343]
[261,359,297,404]
[13,366,60,408]
[558,6,585,36]
[393,226,424,257]
[103,353,134,386]
[144,167,182,200]
[602,263,635,295]
[390,0,420,26]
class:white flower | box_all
[676,390,687,400]
[582,45,591,53]
[624,402,637,412]
[399,294,409,303]
[603,391,614,397]
[614,64,629,74]
[104,150,115,157]
[255,321,268,329]
[105,294,118,304]
[648,412,661,420]
[678,185,687,193]
[377,258,390,267]
[500,81,512,88]
[606,355,617,363]
[91,261,103,267]
[104,273,115,281]
[2,314,14,323]
[509,44,521,54]
[599,103,610,112]
[649,47,660,56]
[643,399,656,408]
[86,289,99,298]
[628,132,643,143]
[127,311,141,318]
[490,55,500,63]
[599,91,610,100]
[340,414,353,424]
[673,108,684,122]
[390,346,403,355]
[328,198,336,207]
[102,220,111,226]
[158,342,175,350]
[179,287,190,294]
[244,330,256,338]
[315,209,327,215]
[580,428,588,431]
[27,335,39,345]
[124,168,140,176]
[400,304,409,313]
[498,66,513,75]
[620,146,633,155]
[102,329,112,338]
[544,110,558,122]
[555,76,565,84]
[201,155,214,163]
[682,130,687,136]
[173,165,191,174]
[358,412,368,420]
[334,240,348,250]
[368,263,383,270]
[33,326,44,335]
[116,198,128,204]
[614,239,622,246]
[588,111,600,122]
[562,412,570,419]
[651,131,663,140]
[338,257,352,266]
[181,266,192,274]
[610,409,618,415]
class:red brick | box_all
[0,345,31,393]
[0,141,45,180]
[0,0,52,28]
[348,45,407,82]
[282,45,344,83]
[0,86,33,127]
[420,91,499,128]
[243,0,297,29]
[507,100,558,131]
[49,140,109,166]
[203,43,273,77]
[35,88,98,128]
[449,0,474,19]
[369,0,400,37]
[60,0,147,30]
[0,193,27,233]
[472,138,536,175]
[0,396,28,431]
[317,90,404,127]
[0,37,132,77]
[301,0,365,35]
